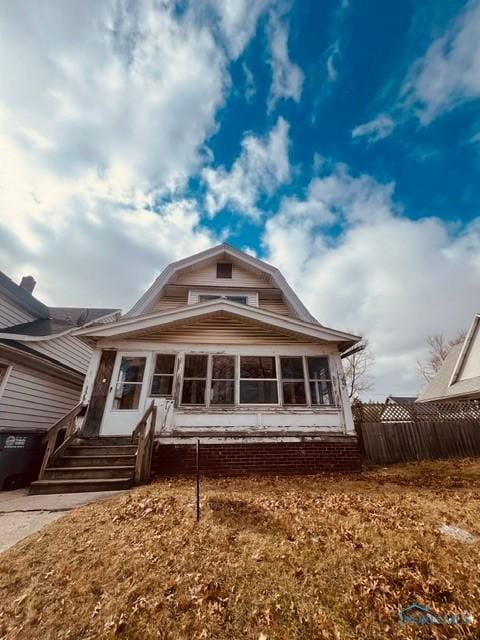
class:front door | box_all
[100,352,151,435]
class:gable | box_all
[126,243,318,323]
[128,312,315,345]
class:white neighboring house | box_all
[0,271,120,433]
[418,313,480,402]
[74,244,363,475]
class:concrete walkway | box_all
[0,489,124,553]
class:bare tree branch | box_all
[343,338,375,401]
[417,330,466,383]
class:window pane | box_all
[282,381,307,405]
[226,296,247,304]
[309,380,334,405]
[118,357,145,383]
[182,379,206,404]
[184,354,208,378]
[212,355,235,379]
[240,356,276,379]
[151,375,173,396]
[199,295,219,303]
[211,380,235,405]
[307,357,330,380]
[113,383,142,409]
[240,380,278,404]
[280,357,304,379]
[154,354,176,375]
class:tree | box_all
[417,330,466,383]
[342,338,375,400]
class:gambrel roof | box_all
[126,243,318,323]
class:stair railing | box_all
[131,401,157,483]
[38,402,85,480]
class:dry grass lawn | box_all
[1,459,480,639]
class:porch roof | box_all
[74,299,361,351]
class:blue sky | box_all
[0,0,479,398]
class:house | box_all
[0,271,119,440]
[380,395,418,422]
[418,314,480,403]
[30,244,362,493]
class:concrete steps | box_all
[29,437,138,495]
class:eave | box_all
[74,299,361,351]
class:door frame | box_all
[100,351,153,436]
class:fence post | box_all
[195,439,200,523]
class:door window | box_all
[113,356,146,410]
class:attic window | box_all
[216,262,232,279]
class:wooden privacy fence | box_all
[352,401,480,465]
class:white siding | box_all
[28,335,92,374]
[0,362,81,431]
[0,293,35,328]
[458,322,480,381]
[258,294,292,316]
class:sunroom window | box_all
[150,354,176,396]
[280,356,307,405]
[307,356,334,405]
[210,355,235,405]
[181,355,208,404]
[239,356,278,404]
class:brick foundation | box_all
[151,438,362,476]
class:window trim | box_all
[149,353,177,398]
[0,361,12,402]
[188,289,259,307]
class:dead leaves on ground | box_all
[0,461,479,639]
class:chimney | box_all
[19,275,36,294]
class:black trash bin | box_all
[0,430,46,490]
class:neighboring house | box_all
[418,313,480,403]
[0,271,119,433]
[380,395,418,422]
[71,244,362,476]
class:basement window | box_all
[216,262,232,279]
[150,354,176,396]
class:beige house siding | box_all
[28,335,93,374]
[130,314,313,344]
[0,361,81,431]
[458,322,480,381]
[172,262,272,289]
[152,292,189,313]
[258,295,292,316]
[0,293,35,328]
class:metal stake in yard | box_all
[195,439,200,522]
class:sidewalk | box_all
[0,489,124,553]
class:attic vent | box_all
[216,262,232,279]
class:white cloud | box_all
[402,0,480,124]
[267,12,304,109]
[351,114,396,142]
[264,165,480,398]
[206,0,273,59]
[242,62,256,101]
[0,0,273,308]
[202,117,291,217]
[326,41,340,82]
